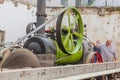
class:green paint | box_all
[55,7,84,64]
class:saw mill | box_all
[0,0,120,80]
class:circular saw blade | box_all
[0,49,40,68]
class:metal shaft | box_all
[36,0,46,35]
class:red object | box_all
[45,29,51,33]
[91,52,103,63]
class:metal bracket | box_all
[36,11,47,17]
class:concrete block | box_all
[93,63,107,72]
[0,62,120,80]
[115,61,120,68]
[106,62,116,70]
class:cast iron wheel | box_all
[26,22,37,37]
[23,36,46,54]
[56,7,84,54]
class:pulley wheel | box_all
[23,36,46,54]
[0,49,40,68]
[26,22,36,37]
[56,7,83,54]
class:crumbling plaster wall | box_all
[78,7,120,59]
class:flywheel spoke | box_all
[67,9,71,28]
[70,34,75,50]
[71,15,79,28]
[63,33,70,47]
[73,31,81,38]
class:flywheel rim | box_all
[56,7,84,54]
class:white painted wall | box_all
[0,1,36,42]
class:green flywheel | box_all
[56,7,84,55]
